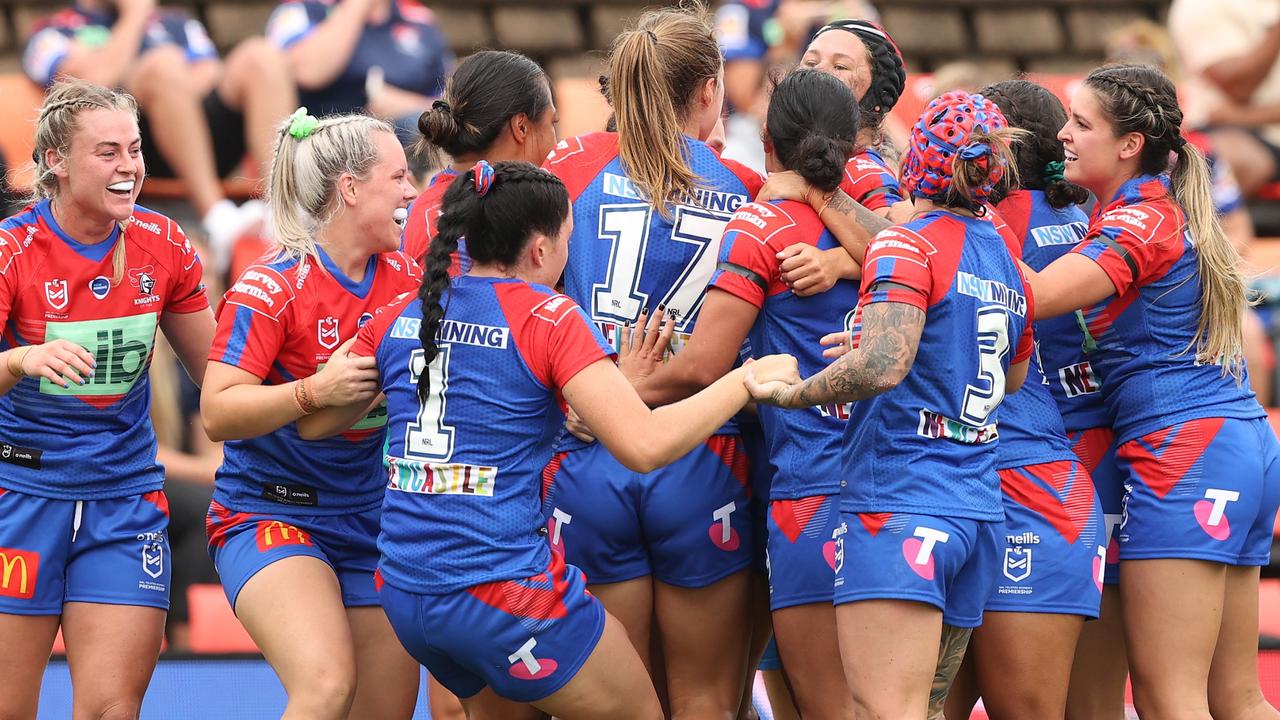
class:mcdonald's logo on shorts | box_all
[255,520,312,552]
[0,547,39,599]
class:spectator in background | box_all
[1169,0,1280,197]
[22,0,296,275]
[266,0,453,149]
[714,0,876,171]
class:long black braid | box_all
[417,161,569,401]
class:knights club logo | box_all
[317,316,340,350]
[128,265,157,296]
[44,279,68,310]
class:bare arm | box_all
[201,337,378,441]
[296,394,383,440]
[751,300,924,409]
[57,2,153,88]
[1018,254,1116,320]
[1005,358,1029,394]
[160,308,216,387]
[0,341,97,397]
[1202,21,1280,104]
[285,0,376,90]
[565,353,797,473]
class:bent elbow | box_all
[202,416,229,443]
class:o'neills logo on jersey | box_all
[44,279,68,310]
[917,409,999,444]
[317,316,340,349]
[387,457,497,496]
[130,218,162,236]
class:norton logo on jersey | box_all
[955,272,1027,317]
[387,458,497,497]
[41,313,157,397]
[0,547,38,599]
[44,279,69,310]
[89,275,111,300]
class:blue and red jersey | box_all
[840,148,904,214]
[208,248,420,515]
[0,200,207,499]
[267,0,453,116]
[997,189,1101,431]
[711,200,857,499]
[1072,174,1264,443]
[23,4,218,87]
[401,169,470,274]
[354,276,613,594]
[983,200,1080,470]
[543,132,762,449]
[842,212,1035,520]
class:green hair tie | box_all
[288,107,319,140]
[1044,160,1066,183]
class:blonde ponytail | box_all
[607,5,721,218]
[1170,143,1253,378]
[266,111,396,263]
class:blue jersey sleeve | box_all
[267,1,321,49]
[22,26,73,87]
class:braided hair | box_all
[980,79,1090,209]
[1083,63,1250,379]
[812,20,906,136]
[417,161,570,401]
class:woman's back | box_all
[356,276,611,594]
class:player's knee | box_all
[226,37,289,80]
[287,665,356,716]
[84,697,144,720]
[1131,683,1207,720]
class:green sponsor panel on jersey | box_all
[41,313,157,396]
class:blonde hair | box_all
[605,4,722,218]
[266,112,396,263]
[947,126,1027,208]
[32,79,140,284]
[1085,64,1251,379]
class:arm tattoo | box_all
[826,190,893,235]
[782,300,924,406]
[928,624,973,720]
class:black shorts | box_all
[139,91,246,179]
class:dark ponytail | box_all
[417,161,570,401]
[980,79,1090,208]
[415,50,551,165]
[767,69,859,193]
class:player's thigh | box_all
[0,613,60,719]
[531,611,662,720]
[836,599,942,719]
[971,611,1085,720]
[62,602,165,718]
[346,605,420,720]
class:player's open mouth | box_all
[394,207,408,229]
[1064,149,1078,163]
[107,180,135,196]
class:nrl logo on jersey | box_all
[44,279,68,310]
[317,316,340,349]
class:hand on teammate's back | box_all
[778,243,839,296]
[311,337,380,407]
[757,170,814,204]
[617,306,677,383]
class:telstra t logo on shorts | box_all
[709,501,741,551]
[508,637,558,680]
[902,527,949,580]
[1194,488,1239,541]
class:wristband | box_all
[6,346,30,378]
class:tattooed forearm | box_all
[928,624,973,720]
[790,301,923,406]
[825,190,893,235]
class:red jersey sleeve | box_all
[710,202,789,308]
[0,226,22,327]
[1012,265,1035,364]
[859,226,937,310]
[209,265,294,378]
[1073,201,1184,295]
[840,153,905,212]
[498,284,613,390]
[162,219,210,314]
[994,191,1033,254]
